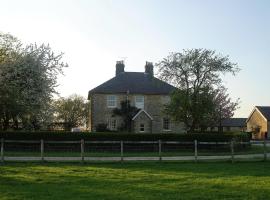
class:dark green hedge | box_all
[0,131,251,142]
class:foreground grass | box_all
[0,162,270,200]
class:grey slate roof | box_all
[88,72,176,98]
[221,118,247,127]
[256,106,270,121]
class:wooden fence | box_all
[0,138,268,163]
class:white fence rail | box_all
[0,139,268,163]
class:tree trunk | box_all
[3,117,9,130]
[13,117,19,130]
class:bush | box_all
[0,131,251,142]
[95,123,109,132]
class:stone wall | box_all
[132,112,152,133]
[89,93,186,133]
[268,122,270,138]
[225,126,246,132]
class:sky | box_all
[1,0,270,117]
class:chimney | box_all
[145,61,154,76]
[115,60,125,76]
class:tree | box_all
[54,94,89,131]
[157,49,240,132]
[0,33,67,130]
[211,86,240,132]
[113,100,139,132]
[0,33,23,130]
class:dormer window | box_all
[135,95,144,109]
[107,95,117,108]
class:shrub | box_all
[0,131,250,142]
[95,123,109,132]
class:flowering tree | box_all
[0,33,67,130]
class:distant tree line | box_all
[53,94,90,131]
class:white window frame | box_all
[107,95,117,108]
[108,118,117,131]
[139,123,145,132]
[163,118,171,131]
[135,95,144,109]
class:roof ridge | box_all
[254,106,270,121]
[88,71,176,98]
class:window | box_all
[108,118,117,131]
[163,118,170,130]
[140,123,145,132]
[135,96,144,109]
[107,95,117,108]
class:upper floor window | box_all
[163,118,171,131]
[140,123,145,132]
[135,95,144,109]
[107,95,117,108]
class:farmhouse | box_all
[246,106,270,139]
[88,61,185,133]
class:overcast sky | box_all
[1,0,270,117]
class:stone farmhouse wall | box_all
[89,93,186,133]
[132,112,152,133]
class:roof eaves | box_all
[132,109,153,121]
[247,107,268,122]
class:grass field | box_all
[1,162,270,200]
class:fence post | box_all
[81,139,85,163]
[264,139,267,161]
[231,140,234,163]
[194,140,198,163]
[120,141,123,162]
[158,140,162,161]
[40,139,44,162]
[1,138,4,163]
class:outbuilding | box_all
[246,106,270,139]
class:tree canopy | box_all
[113,100,139,132]
[53,94,89,131]
[0,33,67,130]
[157,49,240,132]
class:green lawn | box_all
[1,162,270,200]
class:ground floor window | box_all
[163,118,170,130]
[108,118,117,131]
[139,123,145,132]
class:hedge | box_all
[0,131,251,142]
